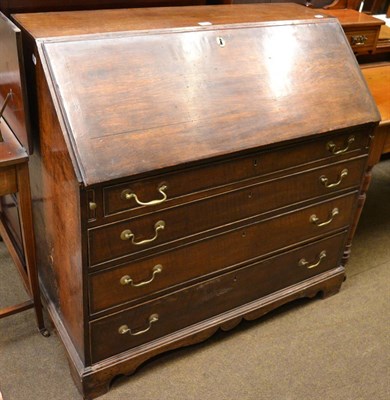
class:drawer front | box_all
[103,130,368,217]
[0,165,17,196]
[345,29,378,53]
[89,158,365,267]
[90,231,347,362]
[89,193,356,313]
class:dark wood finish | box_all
[102,132,368,218]
[361,64,390,155]
[89,231,348,315]
[0,117,47,335]
[230,0,334,8]
[38,19,377,186]
[321,9,385,54]
[362,0,389,14]
[31,62,85,358]
[89,184,359,268]
[0,12,31,153]
[15,5,380,399]
[323,0,361,9]
[90,231,348,362]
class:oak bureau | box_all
[11,4,380,399]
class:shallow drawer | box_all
[89,231,347,362]
[88,193,356,313]
[344,28,379,54]
[88,158,365,267]
[102,129,368,217]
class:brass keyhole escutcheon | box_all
[217,37,225,47]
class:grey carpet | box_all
[1,159,389,400]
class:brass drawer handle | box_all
[299,250,327,269]
[120,220,165,245]
[121,185,168,207]
[120,264,163,287]
[310,208,339,227]
[320,169,348,188]
[118,314,159,336]
[326,136,355,155]
[351,35,368,46]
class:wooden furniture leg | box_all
[18,163,47,335]
[0,118,49,336]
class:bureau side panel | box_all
[30,61,85,362]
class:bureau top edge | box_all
[12,3,333,39]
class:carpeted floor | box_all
[1,159,389,400]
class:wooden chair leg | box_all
[16,162,49,337]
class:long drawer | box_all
[88,158,365,267]
[101,129,368,218]
[89,231,347,362]
[89,193,356,313]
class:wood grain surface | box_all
[14,4,330,38]
[37,17,379,186]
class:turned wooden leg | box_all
[17,162,49,337]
